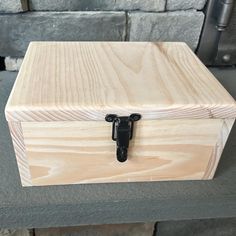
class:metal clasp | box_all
[105,113,141,162]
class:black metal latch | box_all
[105,113,141,162]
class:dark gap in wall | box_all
[152,222,158,236]
[195,0,210,53]
[0,57,5,71]
[164,0,168,11]
[124,11,130,41]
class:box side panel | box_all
[8,121,32,186]
[21,119,225,186]
[203,118,235,179]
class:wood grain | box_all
[5,42,236,186]
[5,42,236,122]
[203,118,235,179]
[8,122,32,186]
[21,119,229,186]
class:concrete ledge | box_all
[0,68,236,228]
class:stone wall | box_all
[0,0,207,71]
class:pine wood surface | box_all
[18,119,233,186]
[5,42,236,122]
[5,42,236,186]
[8,122,32,186]
[203,118,235,179]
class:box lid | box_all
[5,42,236,122]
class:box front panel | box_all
[18,119,233,186]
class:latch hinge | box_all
[105,113,141,162]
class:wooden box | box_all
[5,42,236,187]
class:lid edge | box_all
[5,105,236,122]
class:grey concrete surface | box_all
[156,217,236,236]
[0,12,126,57]
[210,67,236,96]
[29,0,166,12]
[166,0,207,11]
[0,68,236,228]
[128,10,204,50]
[0,0,28,13]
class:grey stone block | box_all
[0,12,126,57]
[29,0,166,12]
[0,229,30,236]
[167,0,207,10]
[5,57,23,72]
[156,218,236,236]
[129,10,205,50]
[35,223,155,236]
[0,0,28,13]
